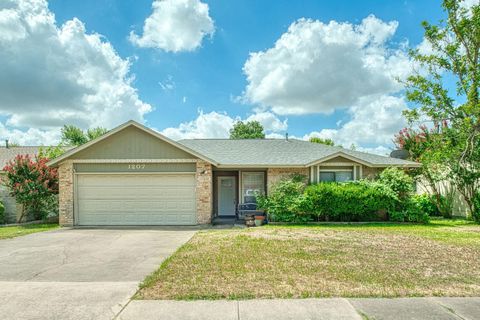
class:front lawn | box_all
[138,219,480,300]
[0,223,59,240]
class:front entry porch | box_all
[212,169,266,221]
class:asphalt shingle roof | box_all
[0,146,44,169]
[179,139,419,167]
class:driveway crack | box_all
[25,246,68,281]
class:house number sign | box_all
[127,164,146,170]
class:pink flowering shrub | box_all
[393,121,448,162]
[3,155,58,221]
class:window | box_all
[319,170,353,182]
[319,172,335,182]
[241,172,265,203]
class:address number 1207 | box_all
[128,164,146,170]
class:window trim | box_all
[240,171,265,203]
[317,163,363,183]
[318,168,354,182]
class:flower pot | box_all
[254,215,265,227]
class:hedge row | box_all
[257,171,429,223]
[303,181,397,221]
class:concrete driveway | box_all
[0,227,196,320]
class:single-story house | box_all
[0,146,45,223]
[47,120,420,227]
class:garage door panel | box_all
[78,200,195,213]
[78,175,194,187]
[78,188,196,200]
[76,174,197,225]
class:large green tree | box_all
[229,121,265,139]
[403,0,480,221]
[61,125,107,146]
[309,137,335,146]
[394,125,453,217]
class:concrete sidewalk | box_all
[117,297,480,320]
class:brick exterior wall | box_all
[196,161,213,224]
[266,167,310,194]
[58,161,74,226]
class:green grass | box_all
[138,219,480,300]
[0,223,59,240]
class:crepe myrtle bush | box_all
[3,155,58,222]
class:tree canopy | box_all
[229,121,265,139]
[401,0,480,221]
[309,137,335,146]
[61,125,107,146]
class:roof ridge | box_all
[179,138,305,141]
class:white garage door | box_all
[76,174,196,225]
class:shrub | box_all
[473,191,480,223]
[378,167,414,198]
[404,198,430,223]
[411,194,442,216]
[392,198,430,223]
[3,155,58,222]
[389,211,405,222]
[0,201,4,224]
[256,178,310,223]
[302,180,398,221]
[259,174,431,224]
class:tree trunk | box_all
[17,205,26,223]
[424,173,451,218]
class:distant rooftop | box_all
[0,146,45,169]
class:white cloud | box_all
[130,0,214,52]
[161,110,287,140]
[460,0,479,10]
[302,95,407,153]
[242,15,411,115]
[0,123,61,146]
[161,111,235,140]
[159,75,175,91]
[0,0,152,145]
[246,112,288,132]
[356,145,392,156]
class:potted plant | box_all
[254,215,265,227]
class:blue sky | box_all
[0,0,452,154]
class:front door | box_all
[218,176,236,216]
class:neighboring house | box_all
[0,146,44,223]
[48,120,420,227]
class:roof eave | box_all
[306,151,373,167]
[370,163,422,168]
[305,150,421,168]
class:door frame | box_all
[217,176,237,217]
[213,171,239,218]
